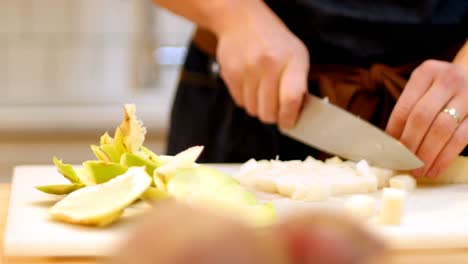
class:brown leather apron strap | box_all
[193,28,218,58]
[308,63,419,128]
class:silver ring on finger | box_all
[442,107,461,125]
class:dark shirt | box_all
[266,0,468,66]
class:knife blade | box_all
[280,94,424,170]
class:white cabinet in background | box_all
[0,0,195,134]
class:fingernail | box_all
[412,168,424,178]
[427,168,439,178]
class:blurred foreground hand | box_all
[108,201,386,264]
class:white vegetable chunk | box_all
[254,178,277,193]
[345,194,376,220]
[236,156,381,201]
[371,167,395,188]
[325,156,343,165]
[356,160,374,177]
[379,188,406,225]
[389,174,417,191]
[274,177,296,197]
[292,184,330,202]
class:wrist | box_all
[453,40,468,71]
[205,0,267,36]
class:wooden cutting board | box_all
[4,164,468,257]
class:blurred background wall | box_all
[0,0,195,181]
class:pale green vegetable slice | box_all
[120,152,158,176]
[75,168,95,186]
[100,132,114,145]
[141,187,170,202]
[92,130,129,163]
[53,157,82,184]
[154,145,203,183]
[167,166,276,227]
[167,166,255,205]
[153,173,166,191]
[92,130,128,164]
[90,145,112,163]
[100,143,125,163]
[82,161,128,184]
[90,143,124,163]
[49,167,151,227]
[140,146,163,165]
[35,184,85,195]
[113,104,146,154]
[158,155,174,164]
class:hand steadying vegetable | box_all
[387,42,468,178]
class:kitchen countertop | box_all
[2,183,468,264]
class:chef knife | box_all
[280,94,424,170]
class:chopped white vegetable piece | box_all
[345,194,376,220]
[325,156,343,165]
[379,188,406,225]
[236,156,382,201]
[274,177,296,197]
[372,167,395,188]
[292,184,330,202]
[239,158,258,175]
[389,174,417,191]
[356,160,373,177]
[254,178,277,193]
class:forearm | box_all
[153,0,262,36]
[453,39,468,69]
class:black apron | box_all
[166,0,468,163]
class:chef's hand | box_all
[108,201,385,264]
[386,60,468,178]
[212,0,309,129]
[108,201,286,264]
